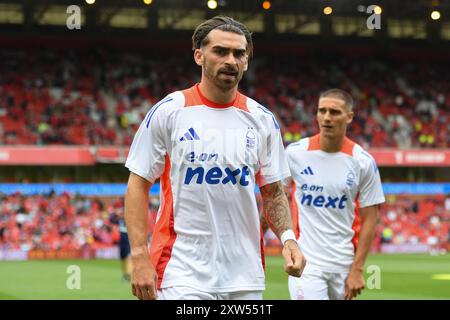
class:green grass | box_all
[1,254,449,300]
[263,253,450,300]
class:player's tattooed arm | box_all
[260,181,292,239]
[261,180,306,278]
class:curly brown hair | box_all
[192,15,253,58]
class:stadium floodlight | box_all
[374,5,382,14]
[431,10,441,20]
[357,5,366,13]
[207,0,218,9]
[262,1,271,10]
[323,6,333,15]
[85,0,95,4]
[143,0,153,5]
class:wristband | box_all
[280,229,297,245]
[131,245,149,257]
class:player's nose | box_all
[224,52,237,65]
[323,111,332,121]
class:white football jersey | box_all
[125,84,290,292]
[286,135,385,273]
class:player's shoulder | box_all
[146,87,203,122]
[158,90,185,111]
[286,137,310,154]
[244,96,272,117]
[351,141,379,172]
[244,96,281,129]
[142,91,184,128]
[162,85,220,109]
[352,142,375,162]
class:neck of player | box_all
[198,81,237,105]
[319,133,345,153]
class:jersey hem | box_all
[258,172,291,187]
[359,197,386,208]
[160,281,266,293]
[125,164,154,183]
[304,262,352,274]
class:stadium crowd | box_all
[0,192,448,252]
[0,49,449,149]
[375,194,450,251]
[0,192,157,252]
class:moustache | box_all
[218,68,239,75]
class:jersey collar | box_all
[195,83,239,109]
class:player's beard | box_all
[204,60,243,90]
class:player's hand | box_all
[282,239,306,277]
[344,269,365,300]
[131,253,158,300]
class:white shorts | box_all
[157,286,263,300]
[288,264,348,300]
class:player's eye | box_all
[331,110,341,115]
[214,49,227,56]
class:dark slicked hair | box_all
[320,88,354,111]
[192,16,253,58]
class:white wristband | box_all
[280,229,297,245]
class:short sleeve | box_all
[358,152,385,208]
[256,109,291,187]
[125,96,172,183]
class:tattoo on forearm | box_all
[260,181,292,239]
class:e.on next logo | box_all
[184,166,251,186]
[299,184,348,209]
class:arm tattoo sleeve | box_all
[260,181,293,240]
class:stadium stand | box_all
[375,194,450,251]
[0,192,448,252]
[0,192,157,252]
[0,49,448,149]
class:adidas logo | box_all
[179,128,200,141]
[300,166,314,175]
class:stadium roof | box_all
[0,0,449,43]
[3,0,449,18]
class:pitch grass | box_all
[0,254,449,300]
[264,253,450,300]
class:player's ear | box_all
[194,49,204,66]
[347,111,354,124]
[243,53,249,71]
